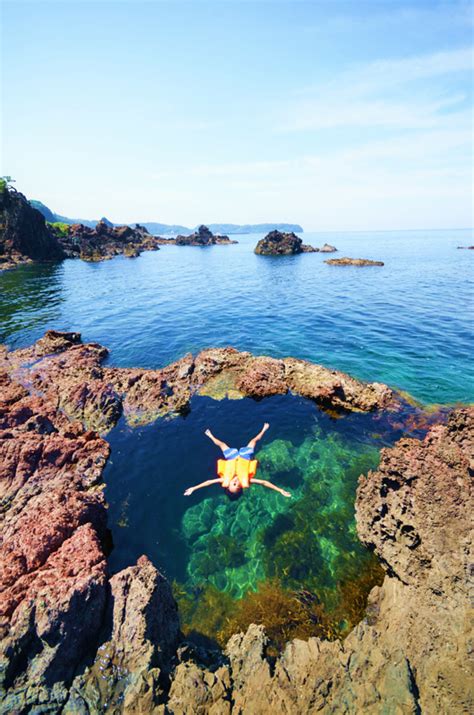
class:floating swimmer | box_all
[183,423,292,499]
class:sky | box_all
[2,0,473,231]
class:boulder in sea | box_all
[457,245,474,249]
[319,243,337,253]
[174,224,237,246]
[254,230,318,255]
[325,257,384,266]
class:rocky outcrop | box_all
[0,186,64,269]
[254,230,318,255]
[1,332,397,438]
[58,221,162,261]
[457,245,474,249]
[325,257,384,266]
[0,330,470,713]
[319,243,337,253]
[156,225,237,246]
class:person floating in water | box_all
[183,423,292,498]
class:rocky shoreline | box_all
[0,331,471,713]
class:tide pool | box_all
[104,393,422,647]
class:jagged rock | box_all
[325,257,384,266]
[0,186,64,268]
[62,221,161,261]
[0,331,470,714]
[174,225,237,246]
[319,243,337,252]
[66,556,180,714]
[254,230,318,255]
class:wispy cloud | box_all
[280,47,473,132]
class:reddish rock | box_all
[325,257,384,266]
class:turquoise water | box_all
[1,229,473,404]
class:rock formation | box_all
[325,257,384,266]
[457,245,474,249]
[0,330,470,713]
[254,230,318,255]
[0,186,64,269]
[319,243,337,253]
[157,225,237,246]
[58,221,162,261]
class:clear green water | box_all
[105,393,420,646]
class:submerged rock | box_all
[254,230,318,255]
[325,256,384,266]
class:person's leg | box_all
[246,422,269,449]
[205,428,230,452]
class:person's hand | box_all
[184,488,194,496]
[263,422,270,431]
[281,490,292,498]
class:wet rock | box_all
[254,230,318,255]
[325,257,384,266]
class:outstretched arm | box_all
[184,478,221,496]
[252,478,292,498]
[247,422,270,449]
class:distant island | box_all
[29,200,303,236]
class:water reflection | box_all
[0,262,66,346]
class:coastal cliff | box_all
[0,186,65,269]
[0,331,470,713]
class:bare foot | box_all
[205,429,212,438]
[263,423,270,431]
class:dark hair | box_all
[226,488,243,501]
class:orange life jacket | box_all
[217,457,258,488]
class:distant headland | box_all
[29,200,304,236]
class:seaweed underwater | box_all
[175,427,386,651]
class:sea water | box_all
[1,229,472,404]
[1,229,472,646]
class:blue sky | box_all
[2,0,473,230]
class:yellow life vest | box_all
[217,457,258,488]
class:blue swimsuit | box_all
[222,446,254,461]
